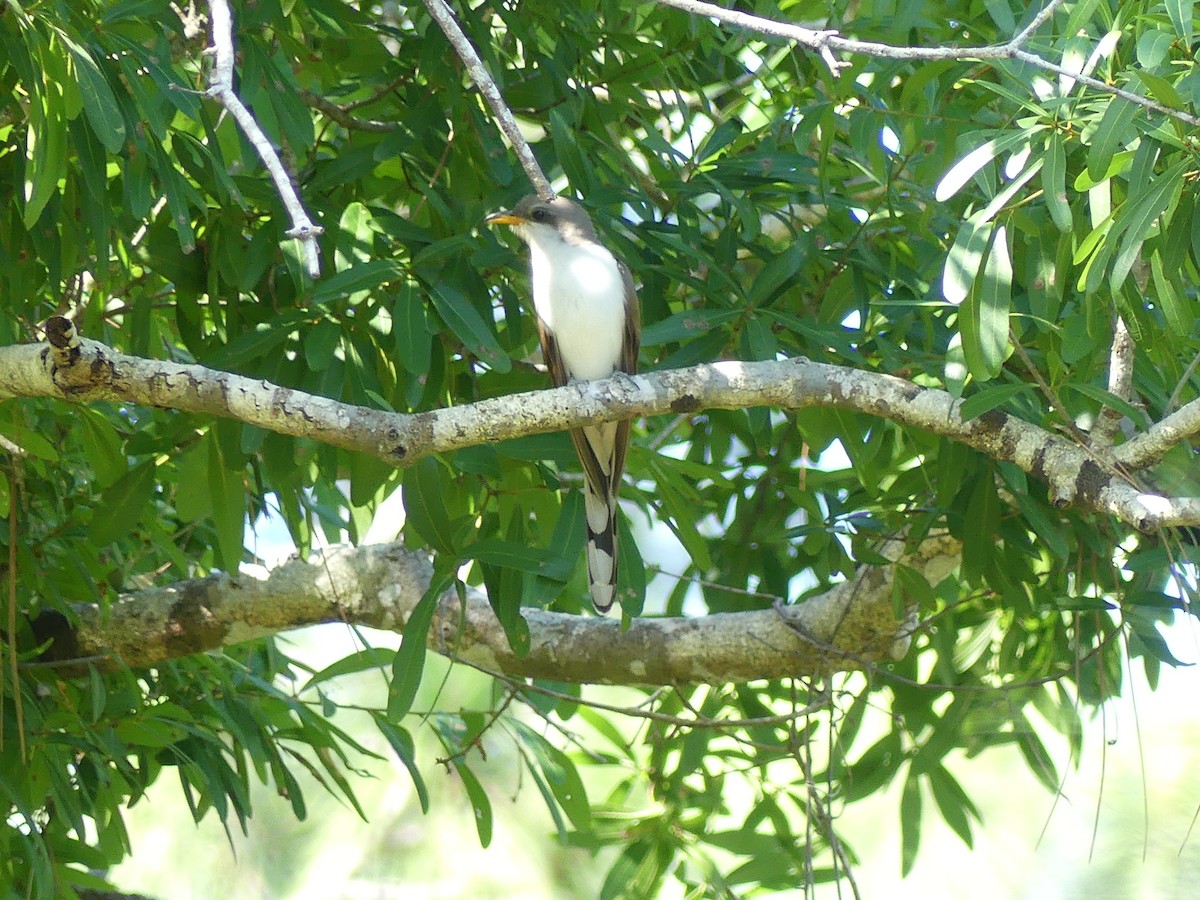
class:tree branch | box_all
[205,0,324,276]
[6,319,1200,535]
[652,0,1200,127]
[1093,315,1137,447]
[421,0,554,200]
[34,536,959,684]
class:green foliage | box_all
[0,0,1198,896]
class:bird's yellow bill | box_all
[485,211,525,226]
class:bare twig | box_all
[652,0,1200,128]
[421,0,553,199]
[1166,346,1200,413]
[298,89,393,132]
[206,0,324,277]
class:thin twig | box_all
[1166,346,1200,413]
[298,89,393,132]
[206,0,324,277]
[486,667,828,728]
[652,0,1200,128]
[421,0,554,199]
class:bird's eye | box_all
[530,208,548,222]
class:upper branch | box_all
[5,319,1200,533]
[421,0,553,199]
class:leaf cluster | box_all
[0,0,1198,895]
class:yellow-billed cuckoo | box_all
[486,195,640,613]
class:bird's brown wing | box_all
[611,261,640,482]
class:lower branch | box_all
[32,537,960,685]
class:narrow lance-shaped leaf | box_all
[935,130,1031,202]
[956,224,1011,381]
[1166,0,1194,46]
[1149,252,1193,339]
[60,33,126,153]
[1086,97,1139,183]
[943,214,991,306]
[1109,158,1187,294]
[1043,132,1072,232]
[387,571,453,721]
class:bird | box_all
[486,194,640,613]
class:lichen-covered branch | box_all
[37,537,959,685]
[4,320,1200,535]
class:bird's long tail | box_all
[575,422,622,613]
[583,481,618,613]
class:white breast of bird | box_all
[527,235,626,381]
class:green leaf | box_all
[962,466,1000,577]
[1149,252,1193,339]
[402,457,457,554]
[453,758,494,848]
[91,460,157,546]
[928,765,978,847]
[303,318,341,371]
[428,282,510,373]
[959,225,1010,381]
[1042,132,1072,232]
[1109,159,1187,293]
[641,308,740,346]
[943,215,991,306]
[466,538,571,581]
[308,259,405,306]
[1134,69,1186,111]
[900,770,922,876]
[958,383,1034,421]
[61,34,126,153]
[1086,98,1139,183]
[1166,0,1194,45]
[24,76,68,227]
[511,721,591,832]
[387,573,450,720]
[745,243,806,307]
[615,514,646,618]
[335,200,376,270]
[206,431,245,571]
[79,409,126,487]
[1062,382,1149,427]
[373,715,430,813]
[0,419,60,462]
[394,281,433,376]
[302,647,394,692]
[935,130,1031,202]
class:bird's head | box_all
[485,194,599,245]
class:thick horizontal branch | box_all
[35,538,958,685]
[4,322,1200,534]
